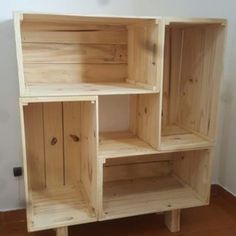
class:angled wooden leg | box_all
[56,227,68,236]
[165,209,180,232]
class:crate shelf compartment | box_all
[99,131,158,159]
[21,98,98,231]
[17,13,162,96]
[102,150,211,220]
[161,21,225,152]
[98,94,160,160]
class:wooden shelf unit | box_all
[15,13,226,236]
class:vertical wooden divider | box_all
[43,102,64,187]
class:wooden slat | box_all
[22,30,128,44]
[104,161,172,182]
[161,132,211,151]
[102,176,204,220]
[128,24,158,89]
[43,102,64,187]
[22,43,127,64]
[81,101,98,209]
[22,13,156,25]
[63,102,81,185]
[136,94,160,149]
[24,103,45,190]
[24,64,127,84]
[21,21,127,31]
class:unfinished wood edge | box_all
[55,227,68,236]
[14,12,25,96]
[164,17,226,26]
[19,96,98,104]
[164,209,181,233]
[156,20,166,149]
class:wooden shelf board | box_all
[28,185,96,232]
[25,82,158,97]
[160,126,212,152]
[102,176,205,220]
[98,131,158,160]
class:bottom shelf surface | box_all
[103,176,205,220]
[28,184,96,231]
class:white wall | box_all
[0,0,235,211]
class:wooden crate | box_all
[15,13,163,96]
[15,13,226,235]
[101,150,212,220]
[19,96,98,231]
[161,20,226,152]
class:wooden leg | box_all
[56,227,68,236]
[164,209,180,232]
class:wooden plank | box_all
[43,102,64,187]
[22,30,128,44]
[136,94,160,149]
[24,103,45,190]
[24,64,127,84]
[63,102,81,185]
[22,43,127,64]
[104,161,172,182]
[127,24,159,90]
[164,209,180,232]
[80,101,98,210]
[14,13,25,96]
[24,83,157,97]
[56,227,68,236]
[173,150,212,203]
[102,176,204,220]
[162,26,170,127]
[161,132,212,151]
[22,21,127,31]
[22,13,156,25]
[20,95,97,104]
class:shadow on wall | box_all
[0,19,25,209]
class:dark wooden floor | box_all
[1,185,236,236]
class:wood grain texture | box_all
[165,209,180,232]
[128,24,159,90]
[43,102,64,187]
[63,102,81,185]
[24,103,45,190]
[22,30,128,45]
[24,64,127,84]
[23,43,127,64]
[80,101,98,211]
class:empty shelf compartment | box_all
[102,150,211,220]
[99,131,158,159]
